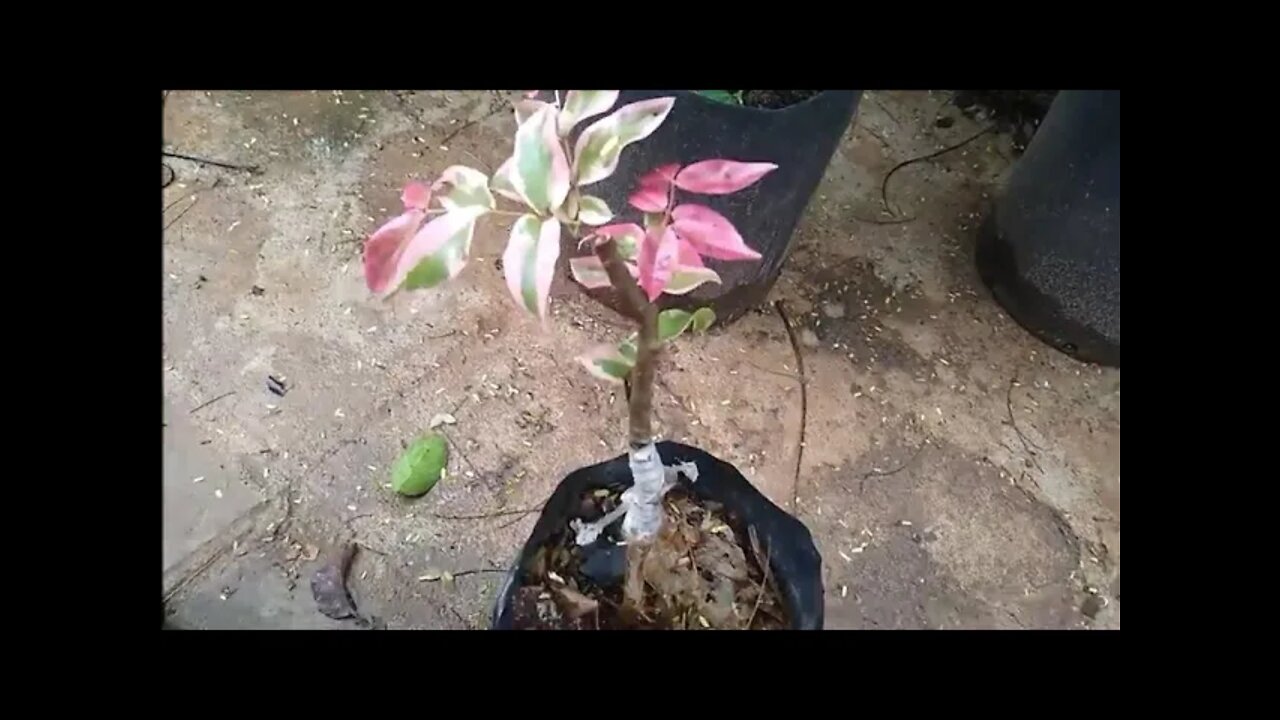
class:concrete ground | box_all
[162,90,1120,630]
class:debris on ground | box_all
[310,542,359,620]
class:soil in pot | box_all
[701,90,822,109]
[507,485,789,630]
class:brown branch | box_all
[593,239,656,449]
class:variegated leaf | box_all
[502,214,562,319]
[657,307,716,342]
[512,105,571,213]
[662,235,721,294]
[573,97,676,186]
[577,195,613,225]
[433,166,495,212]
[515,98,551,126]
[577,343,633,384]
[664,267,721,295]
[385,207,486,295]
[592,223,645,261]
[569,255,613,289]
[490,156,524,203]
[558,91,619,137]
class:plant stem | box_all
[593,239,657,449]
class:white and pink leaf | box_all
[558,91,619,137]
[502,214,562,320]
[577,195,613,225]
[433,165,495,212]
[511,104,571,213]
[573,98,676,186]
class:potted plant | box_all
[541,89,861,326]
[363,91,823,630]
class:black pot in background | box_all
[975,90,1121,367]
[561,90,861,326]
[490,441,824,630]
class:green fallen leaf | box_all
[391,433,448,497]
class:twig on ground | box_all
[163,164,175,189]
[773,300,807,513]
[163,196,200,231]
[439,100,508,147]
[859,442,928,495]
[850,213,917,225]
[1006,376,1044,452]
[746,526,773,630]
[880,125,995,217]
[427,330,458,340]
[417,567,507,582]
[162,150,261,174]
[189,391,235,415]
[743,360,802,381]
[433,503,547,521]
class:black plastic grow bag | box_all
[557,90,861,326]
[976,90,1120,367]
[490,441,824,630]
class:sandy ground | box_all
[161,90,1120,629]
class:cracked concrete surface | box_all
[162,90,1119,630]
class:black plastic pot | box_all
[562,90,861,326]
[490,441,824,630]
[975,90,1121,367]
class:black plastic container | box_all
[563,90,861,325]
[490,441,824,630]
[975,90,1121,367]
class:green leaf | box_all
[695,90,741,105]
[657,307,716,342]
[577,343,634,384]
[390,433,449,497]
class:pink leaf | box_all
[363,209,426,294]
[671,204,762,261]
[628,186,667,213]
[523,90,540,99]
[569,255,613,289]
[573,97,676,186]
[374,207,484,295]
[627,163,682,212]
[502,215,562,320]
[637,226,679,301]
[400,182,432,211]
[675,160,778,195]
